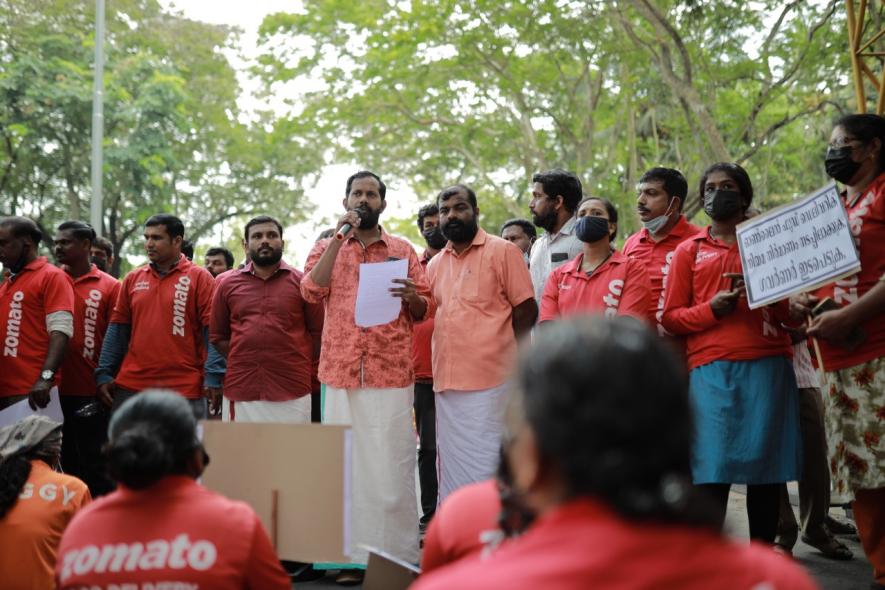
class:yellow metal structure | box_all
[847,0,885,114]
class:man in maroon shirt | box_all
[209,215,323,423]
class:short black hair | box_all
[206,247,234,268]
[181,240,194,261]
[144,214,185,239]
[93,236,114,257]
[639,167,688,209]
[698,162,754,207]
[417,203,439,230]
[835,113,885,170]
[346,170,386,200]
[438,184,477,208]
[0,216,44,246]
[517,316,718,528]
[57,220,97,245]
[532,169,583,214]
[244,215,284,241]
[579,197,618,243]
[500,218,537,239]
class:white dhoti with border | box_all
[222,395,312,424]
[323,385,418,565]
[435,382,508,503]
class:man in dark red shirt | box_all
[95,214,219,419]
[55,220,120,496]
[0,216,74,411]
[209,215,323,422]
[412,203,446,533]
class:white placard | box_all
[354,258,408,327]
[0,387,63,429]
[737,183,860,309]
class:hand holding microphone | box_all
[336,209,362,240]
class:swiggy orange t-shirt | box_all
[0,460,91,590]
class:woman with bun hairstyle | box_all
[55,389,290,590]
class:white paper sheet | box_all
[354,258,408,327]
[0,386,63,429]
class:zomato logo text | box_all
[59,534,217,582]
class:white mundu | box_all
[221,396,311,424]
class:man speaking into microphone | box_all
[301,170,434,578]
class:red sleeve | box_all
[43,270,75,315]
[106,280,121,321]
[109,274,133,324]
[196,269,215,328]
[420,506,451,573]
[538,267,562,322]
[500,242,535,307]
[619,259,652,323]
[661,242,717,335]
[300,240,330,304]
[407,245,435,321]
[209,280,231,343]
[243,514,291,590]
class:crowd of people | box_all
[0,112,882,589]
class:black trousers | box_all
[414,381,438,525]
[700,482,781,543]
[60,396,115,497]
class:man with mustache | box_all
[90,236,115,276]
[427,184,537,503]
[209,216,323,424]
[623,168,701,344]
[95,214,218,419]
[528,169,584,302]
[302,171,434,578]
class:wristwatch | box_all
[40,369,54,381]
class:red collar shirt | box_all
[411,250,435,382]
[661,230,792,370]
[60,265,120,396]
[210,260,324,401]
[55,476,290,590]
[301,227,434,389]
[109,255,215,398]
[623,216,702,336]
[539,251,653,323]
[814,172,885,370]
[0,257,75,396]
[412,499,817,590]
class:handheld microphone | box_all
[335,212,361,240]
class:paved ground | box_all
[297,488,872,589]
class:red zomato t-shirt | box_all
[421,479,501,573]
[539,251,652,323]
[623,216,702,337]
[55,476,290,590]
[411,499,817,590]
[110,256,215,398]
[0,257,75,397]
[661,230,793,370]
[814,172,885,370]
[60,265,120,396]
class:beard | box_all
[441,216,479,243]
[531,209,557,233]
[90,256,108,273]
[355,206,382,230]
[250,247,283,267]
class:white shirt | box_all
[529,215,583,302]
[792,340,820,389]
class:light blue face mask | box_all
[641,198,676,234]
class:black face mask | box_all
[825,146,862,185]
[421,226,447,250]
[703,190,743,221]
[575,215,610,243]
[441,216,479,244]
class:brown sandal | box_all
[801,533,853,561]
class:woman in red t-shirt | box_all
[540,197,651,323]
[792,113,885,587]
[55,389,290,590]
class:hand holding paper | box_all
[354,259,409,327]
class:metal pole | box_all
[89,0,105,231]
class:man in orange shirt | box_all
[302,171,434,575]
[0,415,91,590]
[0,216,75,411]
[95,214,220,419]
[55,221,120,496]
[427,185,537,503]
